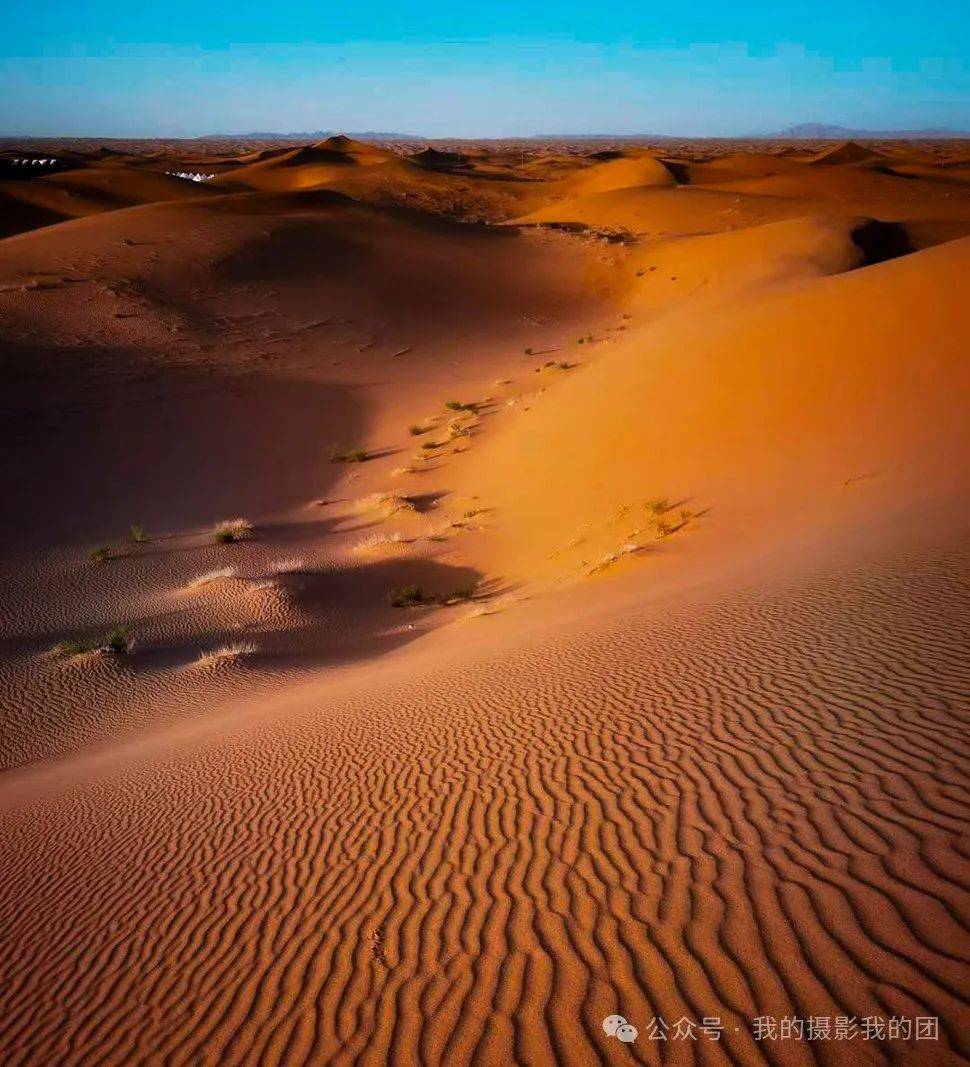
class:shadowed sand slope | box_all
[0,547,967,1066]
[0,191,612,769]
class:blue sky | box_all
[3,1,968,136]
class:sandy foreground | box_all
[0,138,968,1065]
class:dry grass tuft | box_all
[355,531,408,553]
[330,447,368,463]
[188,566,237,589]
[356,492,415,517]
[196,642,257,667]
[388,585,430,608]
[213,518,253,543]
[49,626,131,658]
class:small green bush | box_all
[102,627,130,653]
[89,546,112,564]
[130,524,147,543]
[50,626,131,657]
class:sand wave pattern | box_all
[0,549,968,1066]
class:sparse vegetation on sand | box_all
[647,498,671,516]
[408,424,428,436]
[89,545,112,563]
[213,518,253,543]
[388,583,476,607]
[196,642,256,667]
[330,447,369,463]
[130,524,147,543]
[356,492,415,517]
[420,439,443,450]
[356,531,407,552]
[444,400,475,412]
[655,519,674,538]
[102,627,130,653]
[49,626,131,658]
[388,585,430,608]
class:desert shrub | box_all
[647,498,671,516]
[388,585,428,608]
[102,627,130,653]
[50,626,130,657]
[89,546,112,563]
[331,447,368,463]
[408,424,427,436]
[213,518,253,543]
[420,440,442,450]
[655,520,674,539]
[130,524,147,543]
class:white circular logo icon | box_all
[616,1023,638,1043]
[602,1015,627,1036]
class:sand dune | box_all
[458,236,970,585]
[0,548,967,1065]
[0,137,968,1065]
[569,152,677,193]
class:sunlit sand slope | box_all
[461,237,970,583]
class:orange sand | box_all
[0,137,968,1066]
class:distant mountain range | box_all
[200,130,426,141]
[181,124,970,143]
[762,123,969,139]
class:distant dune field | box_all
[1,137,968,1066]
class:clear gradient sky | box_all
[3,1,968,137]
